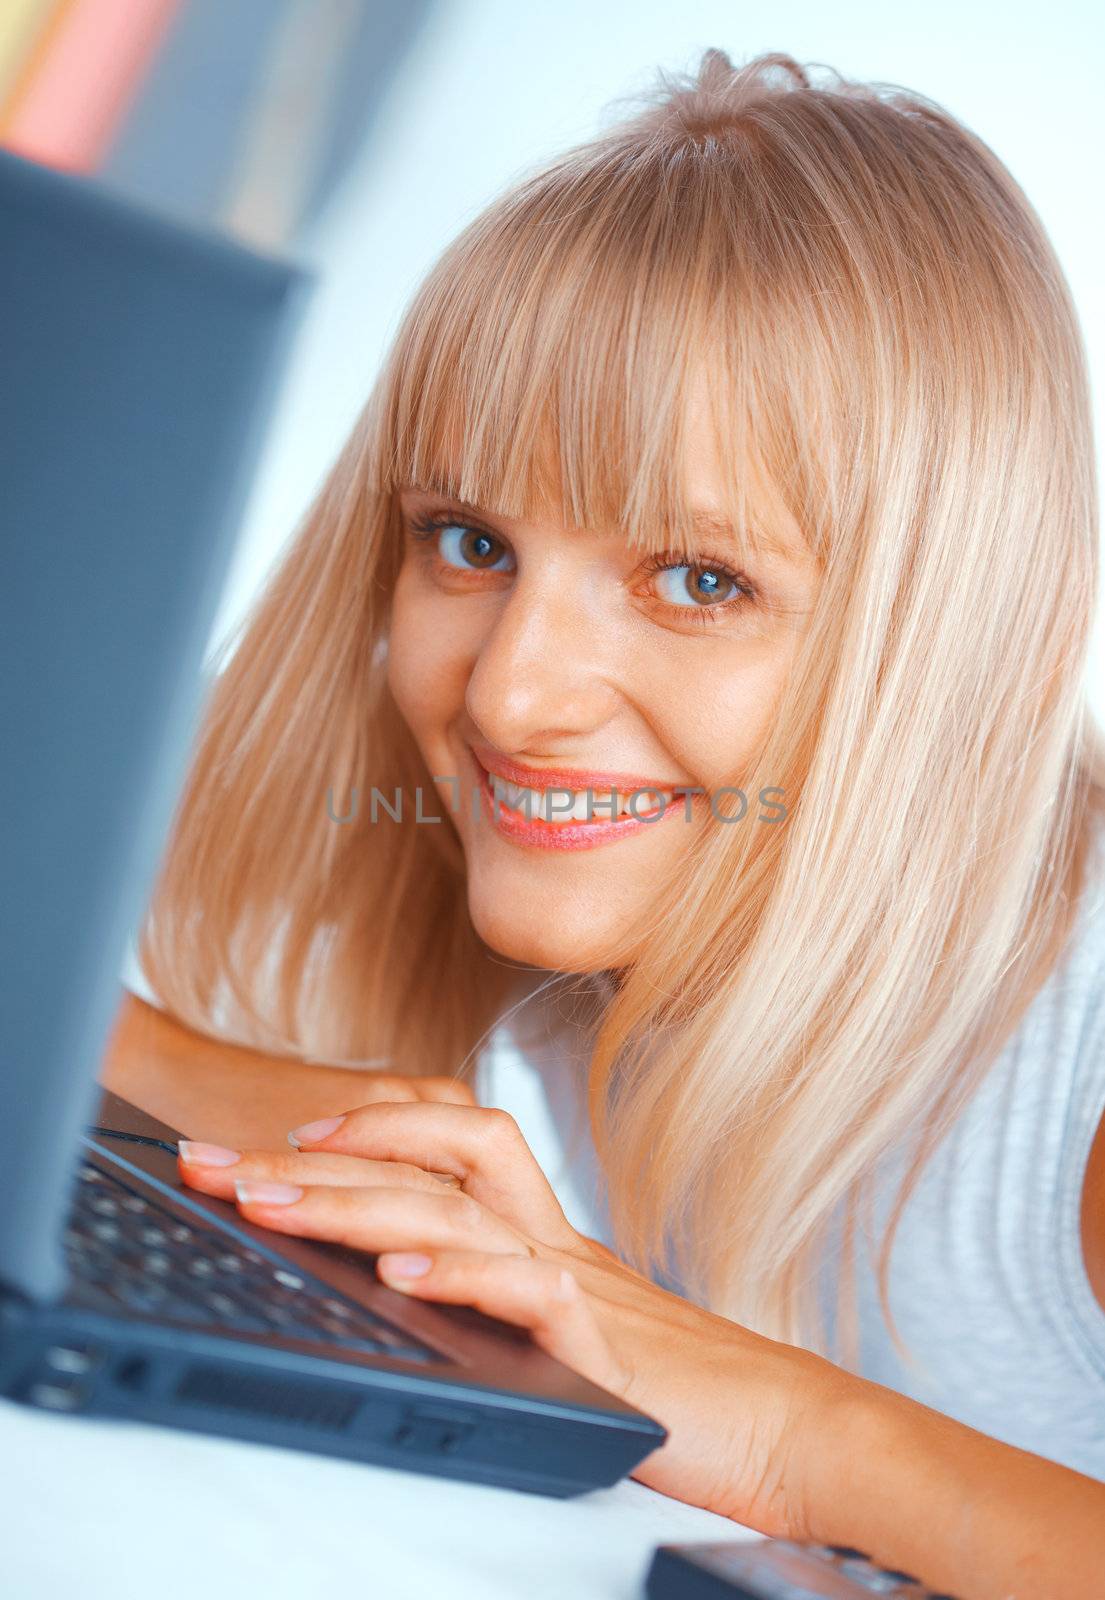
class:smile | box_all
[489,770,675,821]
[469,748,694,852]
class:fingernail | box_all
[234,1181,303,1206]
[178,1141,241,1167]
[287,1113,346,1149]
[378,1252,433,1281]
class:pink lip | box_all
[465,743,696,852]
[467,740,689,796]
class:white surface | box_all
[0,1398,749,1599]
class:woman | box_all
[105,47,1105,1598]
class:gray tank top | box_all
[815,815,1105,1479]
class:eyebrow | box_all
[398,490,805,565]
[686,507,801,563]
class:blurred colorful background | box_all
[0,0,431,249]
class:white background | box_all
[206,0,1105,719]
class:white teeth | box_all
[489,773,673,823]
[495,778,533,813]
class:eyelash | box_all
[405,512,759,629]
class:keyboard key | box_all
[202,1290,245,1320]
[46,1345,96,1374]
[317,1312,359,1337]
[839,1564,906,1593]
[123,1285,173,1314]
[64,1161,439,1363]
[29,1381,86,1410]
[261,1304,299,1328]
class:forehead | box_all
[398,482,808,570]
[395,364,812,568]
[675,370,810,565]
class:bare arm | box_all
[801,1372,1105,1599]
[99,989,475,1149]
[804,1101,1102,1599]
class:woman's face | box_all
[386,379,821,972]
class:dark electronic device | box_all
[0,146,666,1498]
[644,1540,961,1599]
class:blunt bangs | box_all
[377,141,802,572]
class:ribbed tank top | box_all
[813,819,1105,1478]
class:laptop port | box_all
[393,1416,474,1454]
[28,1378,88,1411]
[45,1343,100,1375]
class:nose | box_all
[464,567,620,755]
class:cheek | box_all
[385,568,469,736]
[656,647,789,792]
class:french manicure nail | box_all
[178,1141,241,1167]
[234,1181,304,1206]
[287,1113,346,1149]
[378,1252,433,1279]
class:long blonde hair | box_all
[136,48,1105,1357]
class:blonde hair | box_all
[137,48,1105,1358]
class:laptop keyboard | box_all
[63,1160,441,1364]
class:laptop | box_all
[0,147,666,1497]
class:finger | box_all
[375,1249,629,1396]
[176,1143,461,1203]
[285,1102,575,1245]
[231,1179,529,1258]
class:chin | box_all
[467,896,616,974]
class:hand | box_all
[102,987,484,1152]
[176,1070,479,1186]
[177,1099,850,1535]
